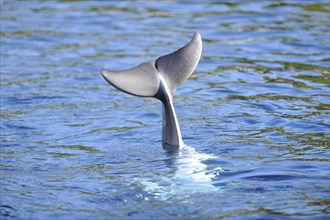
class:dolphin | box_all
[101,32,202,150]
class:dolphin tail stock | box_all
[101,32,202,149]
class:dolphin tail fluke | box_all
[101,32,202,99]
[155,32,202,97]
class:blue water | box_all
[1,0,329,219]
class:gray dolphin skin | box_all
[101,32,202,151]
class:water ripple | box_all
[1,0,329,219]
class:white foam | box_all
[135,145,222,201]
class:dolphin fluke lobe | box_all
[101,62,160,97]
[101,32,202,150]
[155,32,202,96]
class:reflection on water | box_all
[1,0,329,219]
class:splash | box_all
[136,145,223,201]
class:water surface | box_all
[1,0,329,219]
